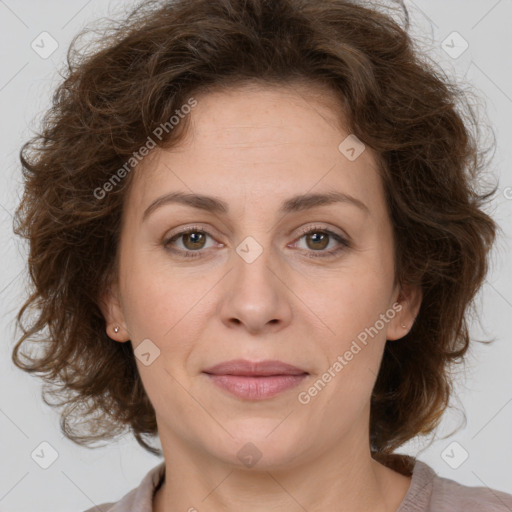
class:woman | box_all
[12,0,512,510]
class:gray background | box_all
[0,1,511,510]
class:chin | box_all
[200,419,309,470]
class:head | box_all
[13,0,497,466]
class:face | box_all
[102,83,421,470]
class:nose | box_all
[218,241,293,335]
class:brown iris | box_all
[305,232,329,251]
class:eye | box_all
[163,224,350,259]
[291,226,350,258]
[164,226,219,258]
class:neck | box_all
[153,435,411,512]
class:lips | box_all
[202,359,309,400]
[202,359,308,376]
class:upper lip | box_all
[203,359,308,376]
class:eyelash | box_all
[164,224,350,260]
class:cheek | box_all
[303,276,391,415]
[314,262,393,335]
[120,255,220,371]
[119,242,188,335]
[303,251,394,377]
[123,277,195,342]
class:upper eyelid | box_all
[165,223,346,238]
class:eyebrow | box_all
[142,190,369,221]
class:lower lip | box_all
[204,373,308,400]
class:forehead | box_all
[126,82,385,218]
[189,81,350,151]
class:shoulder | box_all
[82,461,166,512]
[429,466,512,511]
[398,457,512,512]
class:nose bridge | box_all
[232,231,278,301]
[218,231,292,332]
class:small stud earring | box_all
[401,323,407,329]
[113,326,120,333]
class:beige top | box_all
[84,455,512,511]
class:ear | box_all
[386,283,422,341]
[99,281,130,342]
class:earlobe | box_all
[99,283,130,342]
[387,284,422,341]
[107,323,129,341]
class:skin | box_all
[101,82,422,512]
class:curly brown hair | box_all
[12,0,498,461]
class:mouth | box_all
[202,359,309,400]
